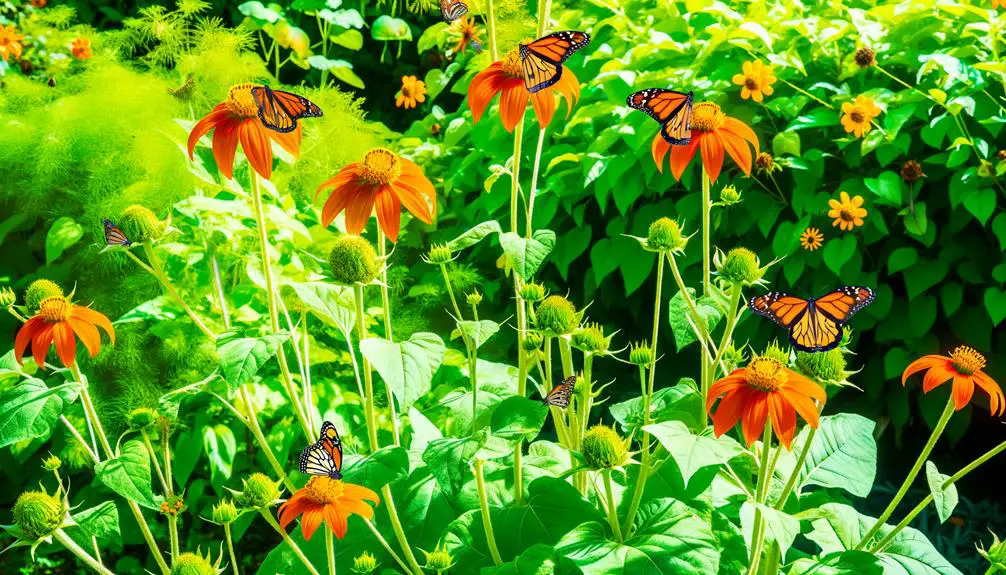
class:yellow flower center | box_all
[360,148,402,185]
[304,476,345,505]
[38,297,71,323]
[501,47,524,79]
[839,208,856,222]
[746,357,788,392]
[226,83,259,118]
[691,102,725,132]
[950,345,986,376]
[744,77,759,91]
[849,110,865,124]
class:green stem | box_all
[363,518,415,575]
[470,348,479,436]
[526,129,546,237]
[579,354,594,446]
[239,386,297,492]
[210,251,231,330]
[326,528,336,575]
[666,255,719,357]
[536,0,553,36]
[486,0,498,61]
[302,314,315,435]
[380,485,425,575]
[54,529,116,575]
[602,469,623,543]
[260,511,321,575]
[224,523,240,575]
[711,284,742,373]
[700,171,712,418]
[474,460,504,565]
[774,425,817,510]
[354,284,380,451]
[136,246,217,342]
[854,397,956,550]
[141,430,169,495]
[621,363,651,536]
[778,77,834,109]
[377,230,401,447]
[746,425,774,575]
[168,516,179,560]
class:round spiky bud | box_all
[128,407,158,431]
[42,454,61,472]
[60,434,93,471]
[170,549,222,575]
[235,473,281,509]
[328,236,379,285]
[536,295,577,335]
[523,331,544,352]
[0,286,15,308]
[722,344,746,373]
[854,47,876,68]
[212,499,238,524]
[795,348,847,386]
[900,160,924,183]
[426,243,453,265]
[719,185,742,205]
[571,323,608,353]
[646,217,686,252]
[466,291,483,306]
[13,491,63,539]
[628,341,653,366]
[979,532,1006,573]
[520,282,547,302]
[422,543,455,572]
[352,551,379,574]
[582,425,629,470]
[120,205,165,243]
[715,247,765,286]
[24,279,64,314]
[760,340,790,365]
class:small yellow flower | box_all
[0,25,24,62]
[451,16,481,54]
[731,60,776,103]
[396,75,427,109]
[840,95,882,138]
[800,227,824,251]
[828,191,868,231]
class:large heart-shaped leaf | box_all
[741,502,799,559]
[772,413,877,499]
[448,220,502,251]
[68,501,121,551]
[0,379,81,448]
[489,396,547,443]
[342,446,409,491]
[644,420,746,484]
[610,380,703,435]
[360,333,445,410]
[94,439,162,510]
[217,333,289,391]
[667,289,722,351]
[924,461,958,523]
[288,282,356,334]
[499,230,556,280]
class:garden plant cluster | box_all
[2,0,1006,574]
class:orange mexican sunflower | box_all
[732,60,776,103]
[707,357,826,449]
[655,102,759,183]
[71,37,91,60]
[902,346,1005,415]
[187,83,301,181]
[14,296,115,369]
[452,16,481,54]
[468,44,579,133]
[316,148,436,243]
[828,191,868,231]
[278,476,379,540]
[396,75,427,109]
[0,25,24,62]
[840,95,882,138]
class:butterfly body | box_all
[251,86,323,134]
[519,31,591,94]
[299,421,344,479]
[627,88,694,145]
[749,287,875,353]
[102,218,132,247]
[542,376,575,408]
[439,0,467,22]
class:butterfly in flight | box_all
[626,88,694,145]
[102,219,132,247]
[299,421,344,479]
[541,376,575,408]
[748,287,875,353]
[251,86,323,134]
[519,31,591,94]
[439,0,467,22]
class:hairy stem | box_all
[746,425,774,575]
[700,171,712,419]
[54,529,116,575]
[602,469,623,543]
[363,518,415,575]
[380,485,425,575]
[621,364,651,535]
[224,523,240,575]
[353,284,380,451]
[133,246,217,342]
[474,459,504,565]
[326,528,337,575]
[260,511,321,575]
[377,230,400,447]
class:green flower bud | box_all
[159,495,186,517]
[536,295,577,335]
[571,323,609,354]
[426,243,453,265]
[171,549,223,575]
[329,235,379,285]
[979,532,1006,574]
[352,551,379,574]
[520,282,547,302]
[212,500,239,524]
[979,160,995,178]
[24,279,64,314]
[719,185,742,205]
[236,473,281,509]
[466,291,483,306]
[523,331,544,352]
[721,344,746,373]
[628,340,653,366]
[13,490,63,539]
[582,425,629,470]
[42,454,61,472]
[715,247,766,286]
[795,348,847,386]
[422,543,455,572]
[760,340,790,365]
[120,205,165,243]
[646,217,686,252]
[60,435,93,471]
[128,407,158,430]
[0,286,15,308]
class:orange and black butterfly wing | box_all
[788,307,843,353]
[542,376,575,408]
[748,292,810,329]
[252,87,323,133]
[102,218,132,247]
[319,421,344,477]
[299,421,343,478]
[439,0,467,21]
[519,31,591,94]
[812,286,875,323]
[271,90,323,120]
[626,88,693,145]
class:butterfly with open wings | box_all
[102,219,132,247]
[748,287,875,353]
[519,31,591,94]
[541,376,575,408]
[627,88,694,145]
[299,421,344,479]
[251,86,323,134]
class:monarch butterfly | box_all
[541,376,575,408]
[299,421,344,479]
[439,0,467,22]
[626,88,694,145]
[748,287,875,353]
[519,31,591,94]
[102,219,132,247]
[250,86,323,134]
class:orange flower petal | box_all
[719,128,753,177]
[711,387,748,438]
[324,505,349,540]
[651,134,671,174]
[392,181,433,224]
[187,104,229,160]
[974,371,1005,416]
[720,117,760,156]
[922,364,954,393]
[499,83,530,133]
[68,317,101,358]
[768,393,797,450]
[951,375,974,410]
[345,186,377,235]
[71,306,115,345]
[530,89,556,129]
[278,493,310,531]
[239,119,273,181]
[707,370,748,409]
[211,117,241,180]
[783,371,827,403]
[740,391,769,447]
[31,322,55,369]
[374,185,402,243]
[468,64,507,125]
[336,497,376,519]
[902,355,947,386]
[320,181,363,228]
[553,68,580,117]
[300,506,324,541]
[316,164,360,200]
[270,124,302,159]
[14,317,42,366]
[699,132,725,183]
[668,138,699,181]
[52,322,77,368]
[341,483,380,504]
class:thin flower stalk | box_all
[485,0,497,61]
[746,425,775,575]
[126,247,217,342]
[711,285,744,373]
[377,229,401,447]
[141,428,180,559]
[474,459,504,565]
[774,408,823,510]
[363,518,416,575]
[238,386,297,493]
[326,529,336,575]
[602,469,623,543]
[210,251,232,330]
[260,510,321,575]
[53,529,116,575]
[379,485,424,575]
[60,415,98,464]
[224,523,239,575]
[353,284,380,451]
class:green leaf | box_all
[46,217,84,264]
[786,552,883,575]
[985,287,1006,326]
[924,461,958,523]
[418,21,449,53]
[963,187,996,225]
[887,247,918,274]
[863,172,904,206]
[203,424,237,485]
[609,382,703,436]
[342,446,409,491]
[422,437,481,497]
[668,289,722,351]
[823,235,857,275]
[787,108,840,131]
[68,502,121,551]
[499,231,556,280]
[329,29,363,50]
[371,15,412,40]
[238,1,282,23]
[94,439,161,510]
[741,502,799,559]
[454,320,499,351]
[0,380,81,448]
[489,396,547,442]
[319,8,363,28]
[773,132,801,157]
[217,333,290,392]
[359,333,445,410]
[493,477,605,556]
[482,544,559,575]
[644,420,746,485]
[307,56,365,89]
[448,220,502,251]
[773,414,877,499]
[288,282,356,334]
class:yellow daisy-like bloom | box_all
[800,227,824,251]
[396,75,427,109]
[731,60,776,103]
[840,95,882,138]
[828,191,868,231]
[0,24,25,62]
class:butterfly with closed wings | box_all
[102,219,132,247]
[299,421,344,480]
[541,376,575,408]
[748,286,875,353]
[519,31,591,94]
[439,0,467,22]
[627,88,694,145]
[251,86,323,134]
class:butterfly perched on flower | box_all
[749,287,875,353]
[299,421,344,479]
[626,88,694,145]
[102,218,132,247]
[519,31,591,94]
[439,0,467,22]
[251,86,323,134]
[541,376,575,408]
